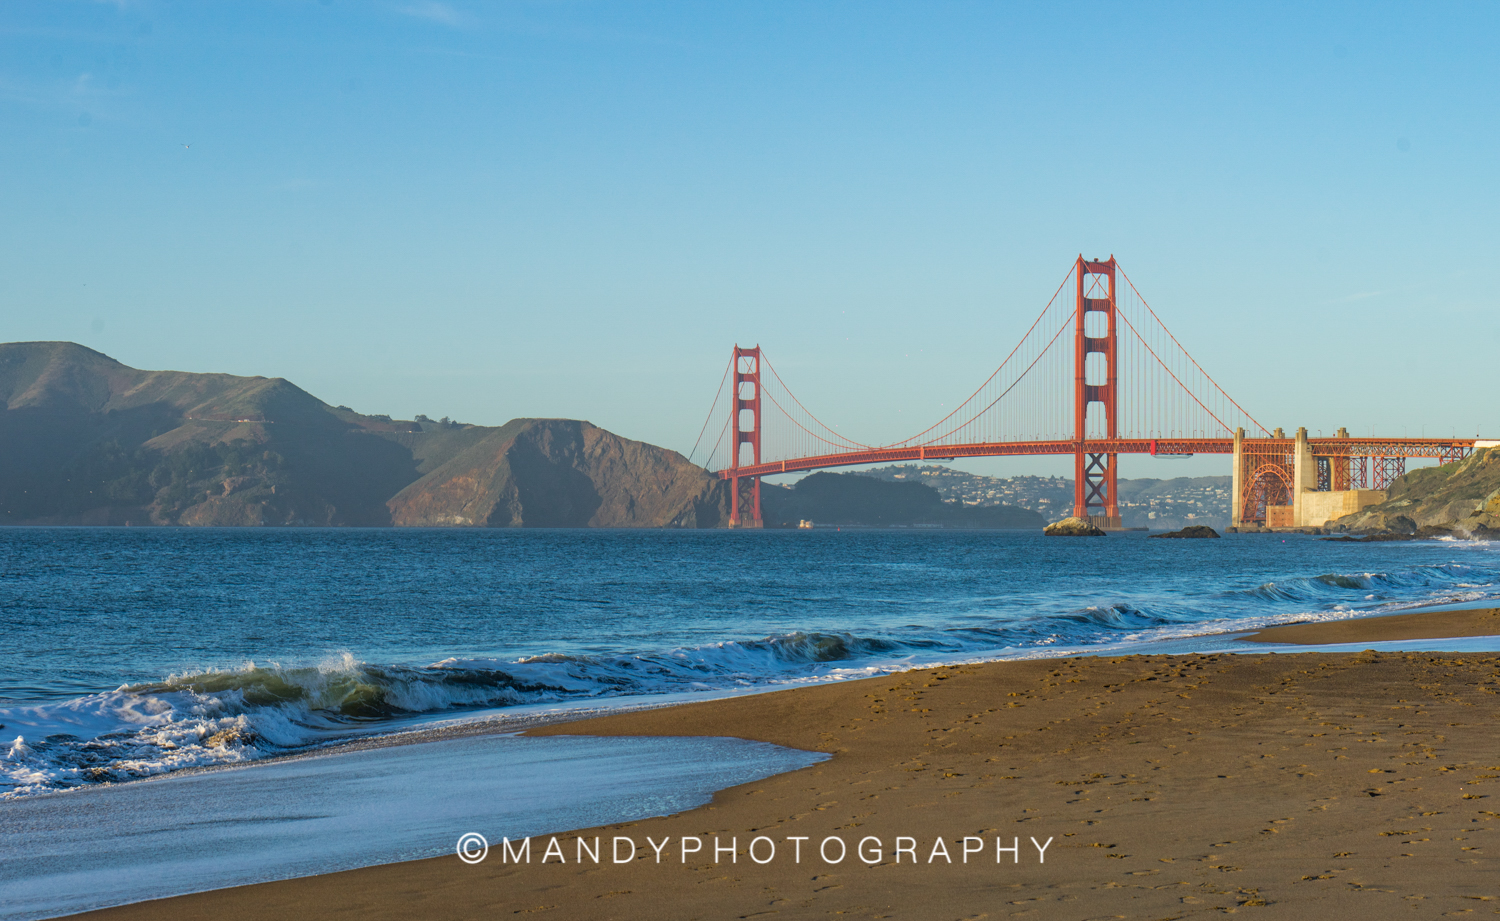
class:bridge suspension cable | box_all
[881,264,1078,448]
[686,355,732,466]
[1115,266,1268,437]
[760,354,874,452]
[693,257,1269,474]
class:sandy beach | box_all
[72,610,1500,920]
[1242,606,1500,646]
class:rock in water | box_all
[1149,525,1221,539]
[1043,516,1106,537]
[1451,517,1500,541]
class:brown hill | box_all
[0,342,424,526]
[387,419,726,527]
[0,342,726,528]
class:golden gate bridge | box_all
[689,256,1483,529]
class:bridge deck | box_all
[717,438,1478,480]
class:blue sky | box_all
[2,1,1495,478]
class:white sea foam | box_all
[0,733,827,921]
[3,557,1497,800]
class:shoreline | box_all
[15,601,1497,802]
[65,604,1500,921]
[1241,606,1500,645]
[16,599,1492,804]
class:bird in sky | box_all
[182,143,190,149]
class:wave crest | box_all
[5,558,1497,800]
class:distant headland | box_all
[0,342,1041,529]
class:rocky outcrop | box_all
[1043,516,1106,536]
[1452,519,1500,540]
[1149,525,1220,539]
[1329,447,1500,538]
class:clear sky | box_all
[2,1,1496,479]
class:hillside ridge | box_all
[0,342,724,528]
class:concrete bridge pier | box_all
[1230,427,1244,529]
[1232,426,1389,530]
[1292,427,1318,518]
[1292,426,1386,528]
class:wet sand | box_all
[72,644,1500,919]
[1242,606,1500,645]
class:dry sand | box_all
[73,615,1500,920]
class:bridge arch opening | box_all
[1241,463,1292,524]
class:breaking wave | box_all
[4,558,1498,800]
[1226,563,1484,604]
[0,634,915,799]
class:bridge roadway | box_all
[716,437,1480,480]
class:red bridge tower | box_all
[1072,256,1122,528]
[728,345,763,527]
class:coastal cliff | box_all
[1328,447,1500,538]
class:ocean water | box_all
[2,527,1499,800]
[1,733,825,921]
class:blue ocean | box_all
[3,527,1498,801]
